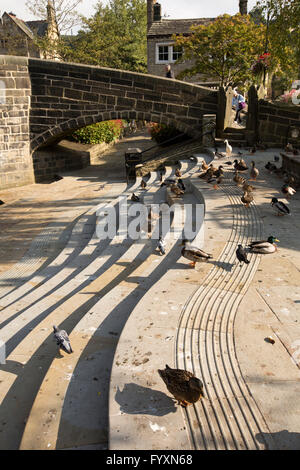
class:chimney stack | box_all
[147,0,156,31]
[239,0,248,15]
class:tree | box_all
[25,0,83,34]
[254,0,300,82]
[174,14,266,88]
[64,0,147,72]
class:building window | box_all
[0,39,8,48]
[156,43,183,64]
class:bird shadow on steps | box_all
[114,383,177,416]
[208,260,235,272]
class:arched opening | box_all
[31,111,194,183]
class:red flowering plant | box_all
[251,52,271,75]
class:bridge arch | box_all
[28,58,218,150]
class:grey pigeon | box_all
[157,236,166,255]
[236,245,250,266]
[53,325,73,354]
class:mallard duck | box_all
[177,179,186,191]
[281,183,296,199]
[241,190,254,208]
[234,159,248,171]
[233,171,245,186]
[242,181,255,192]
[265,162,277,172]
[202,160,209,171]
[180,239,212,268]
[224,139,232,157]
[131,193,140,202]
[214,150,225,159]
[175,168,182,177]
[158,364,204,407]
[141,179,147,189]
[283,174,296,187]
[208,174,224,189]
[285,142,294,153]
[236,245,250,266]
[249,161,259,180]
[248,236,279,254]
[271,197,290,216]
[171,184,184,197]
[161,177,176,187]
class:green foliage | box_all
[174,14,266,88]
[63,0,147,72]
[254,0,300,81]
[72,120,125,144]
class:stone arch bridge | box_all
[0,55,218,189]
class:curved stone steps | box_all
[17,162,198,450]
[0,183,128,310]
[0,172,165,449]
[0,173,160,343]
[175,172,275,450]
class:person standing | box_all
[165,64,175,79]
[232,89,246,125]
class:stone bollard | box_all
[202,114,216,147]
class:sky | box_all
[0,0,259,26]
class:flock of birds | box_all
[156,140,299,407]
[51,139,298,410]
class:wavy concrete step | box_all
[0,182,129,310]
[0,173,164,449]
[0,172,160,339]
[108,165,276,450]
[17,162,200,450]
[0,180,130,300]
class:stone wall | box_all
[0,55,34,190]
[32,143,90,182]
[258,100,300,147]
[28,58,218,150]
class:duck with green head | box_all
[248,236,279,253]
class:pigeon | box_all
[224,139,232,157]
[157,236,166,255]
[140,180,147,189]
[53,325,73,354]
[274,155,280,162]
[236,245,250,266]
[271,197,290,216]
[131,193,140,202]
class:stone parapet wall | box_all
[0,56,34,190]
[258,100,300,147]
[28,58,218,150]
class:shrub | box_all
[72,120,125,144]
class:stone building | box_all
[147,0,248,85]
[0,1,59,59]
